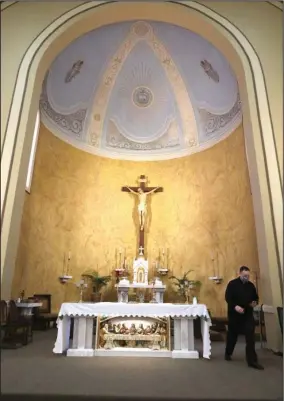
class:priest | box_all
[225,266,264,370]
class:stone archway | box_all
[1,1,282,349]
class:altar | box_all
[53,302,211,359]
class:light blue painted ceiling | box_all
[40,21,242,161]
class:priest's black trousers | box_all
[225,316,257,364]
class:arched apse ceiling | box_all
[40,20,242,160]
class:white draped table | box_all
[53,302,211,359]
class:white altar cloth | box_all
[53,302,211,359]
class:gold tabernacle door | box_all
[96,316,171,351]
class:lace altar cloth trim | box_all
[58,302,211,322]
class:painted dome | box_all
[40,21,242,160]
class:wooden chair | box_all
[0,300,8,344]
[253,306,266,346]
[33,294,57,330]
[3,300,33,347]
[277,307,283,335]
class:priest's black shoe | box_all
[225,354,232,361]
[248,362,264,370]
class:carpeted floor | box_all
[1,330,282,400]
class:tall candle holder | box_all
[59,251,73,284]
[208,255,223,284]
[114,249,128,283]
[156,248,169,276]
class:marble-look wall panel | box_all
[12,124,259,315]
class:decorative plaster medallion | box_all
[132,21,150,37]
[132,87,153,108]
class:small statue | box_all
[129,323,137,335]
[99,323,109,347]
[151,323,157,333]
[145,325,152,335]
[159,324,167,348]
[137,324,145,335]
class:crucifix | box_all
[122,175,163,256]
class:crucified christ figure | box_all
[125,186,161,231]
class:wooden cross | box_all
[122,175,163,256]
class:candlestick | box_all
[167,248,169,269]
[62,253,66,276]
[212,255,215,277]
[216,252,219,277]
[119,250,122,268]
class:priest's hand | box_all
[235,305,244,314]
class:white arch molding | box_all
[1,1,282,349]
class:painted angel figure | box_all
[200,59,219,83]
[65,60,84,83]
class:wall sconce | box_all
[59,275,73,284]
[208,276,223,285]
[157,268,169,276]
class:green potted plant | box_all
[82,270,112,302]
[169,270,201,303]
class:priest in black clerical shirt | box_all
[225,266,264,370]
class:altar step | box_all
[94,348,172,358]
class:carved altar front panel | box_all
[97,316,170,351]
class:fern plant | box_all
[169,270,201,300]
[82,270,112,294]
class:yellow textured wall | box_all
[12,124,259,316]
